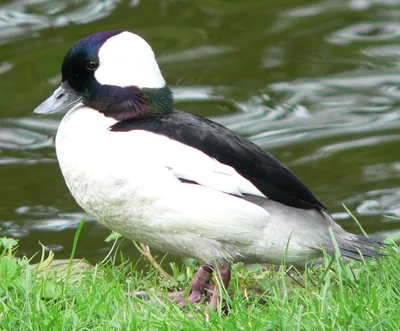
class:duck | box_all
[33,30,383,308]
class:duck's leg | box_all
[187,265,213,304]
[207,264,231,310]
[171,264,231,309]
[158,264,231,309]
[168,265,213,307]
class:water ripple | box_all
[327,22,400,45]
[158,45,235,64]
[362,162,400,182]
[0,118,57,165]
[292,135,400,165]
[253,73,400,148]
[0,126,52,150]
[346,188,400,217]
[0,61,12,74]
[52,0,120,27]
[0,0,120,45]
[0,207,92,239]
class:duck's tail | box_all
[324,233,385,261]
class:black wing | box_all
[110,110,326,211]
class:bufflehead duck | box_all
[33,30,383,308]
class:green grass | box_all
[0,221,399,331]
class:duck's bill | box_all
[33,82,82,115]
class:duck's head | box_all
[33,31,172,120]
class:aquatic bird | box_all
[33,30,383,308]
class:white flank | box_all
[95,31,166,88]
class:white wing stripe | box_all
[132,131,266,197]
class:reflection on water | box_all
[352,188,400,216]
[0,0,399,260]
[0,0,121,45]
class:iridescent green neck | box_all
[83,84,173,121]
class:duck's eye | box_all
[87,61,99,71]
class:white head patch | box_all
[95,32,166,89]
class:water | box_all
[0,0,399,263]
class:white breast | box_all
[55,106,326,265]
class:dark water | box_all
[0,0,399,263]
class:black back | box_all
[110,110,326,211]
